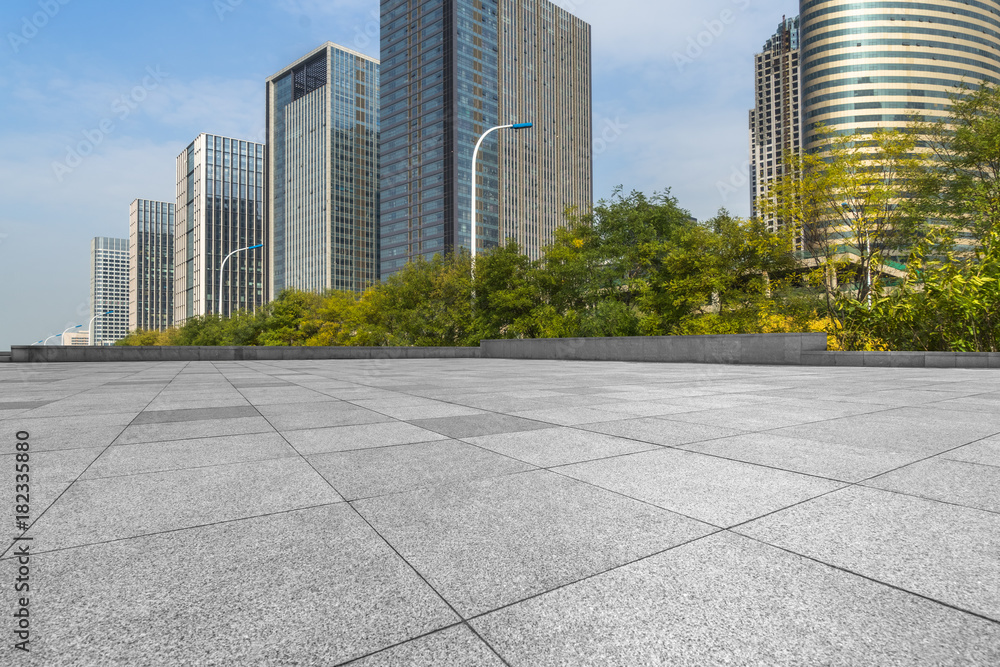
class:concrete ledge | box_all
[9,339,999,368]
[11,346,482,363]
[480,333,828,366]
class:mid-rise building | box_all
[266,43,380,295]
[90,237,129,345]
[129,199,174,332]
[749,16,800,230]
[378,0,592,277]
[62,331,90,346]
[801,0,1000,152]
[175,134,266,323]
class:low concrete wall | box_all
[9,337,1000,368]
[801,350,1000,369]
[10,345,481,363]
[481,333,828,365]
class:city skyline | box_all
[1,0,813,349]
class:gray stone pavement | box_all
[1,359,999,665]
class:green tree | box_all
[762,127,927,308]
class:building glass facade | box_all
[90,237,129,345]
[801,0,1000,150]
[266,43,380,295]
[174,134,266,323]
[379,0,592,277]
[750,16,801,231]
[129,199,174,332]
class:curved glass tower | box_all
[800,0,1000,151]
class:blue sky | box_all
[0,0,797,350]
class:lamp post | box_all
[88,310,114,346]
[55,324,83,348]
[218,243,263,318]
[470,122,532,273]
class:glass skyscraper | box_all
[129,199,174,332]
[174,133,266,323]
[266,42,380,295]
[90,237,129,345]
[379,0,592,277]
[801,0,1000,151]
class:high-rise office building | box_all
[379,0,592,277]
[266,43,380,295]
[129,199,174,332]
[801,0,1000,153]
[749,16,800,229]
[90,237,129,345]
[175,134,266,323]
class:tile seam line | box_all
[853,482,1000,517]
[0,501,345,559]
[222,362,508,663]
[729,531,1000,627]
[460,528,729,625]
[0,361,190,559]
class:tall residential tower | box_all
[174,134,266,323]
[749,16,800,229]
[90,237,129,345]
[266,43,380,295]
[379,0,592,277]
[129,199,174,332]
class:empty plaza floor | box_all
[1,358,999,665]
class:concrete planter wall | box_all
[10,345,481,363]
[8,334,1000,367]
[480,333,828,365]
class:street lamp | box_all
[53,324,83,348]
[470,122,532,271]
[218,243,263,318]
[88,310,114,346]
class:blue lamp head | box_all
[512,122,533,130]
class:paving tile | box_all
[472,531,1000,666]
[309,439,533,500]
[771,407,1000,455]
[587,400,703,418]
[737,485,1000,620]
[114,416,275,445]
[0,413,135,452]
[579,417,747,447]
[0,400,54,410]
[2,505,457,665]
[864,457,1000,513]
[409,413,551,439]
[560,448,844,526]
[508,406,628,426]
[80,433,299,479]
[283,421,449,455]
[18,457,342,551]
[665,401,888,431]
[143,394,251,411]
[131,405,260,424]
[944,437,1000,468]
[351,625,504,667]
[255,401,391,430]
[680,431,924,482]
[355,470,713,617]
[465,427,659,467]
[236,386,335,405]
[368,403,487,420]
